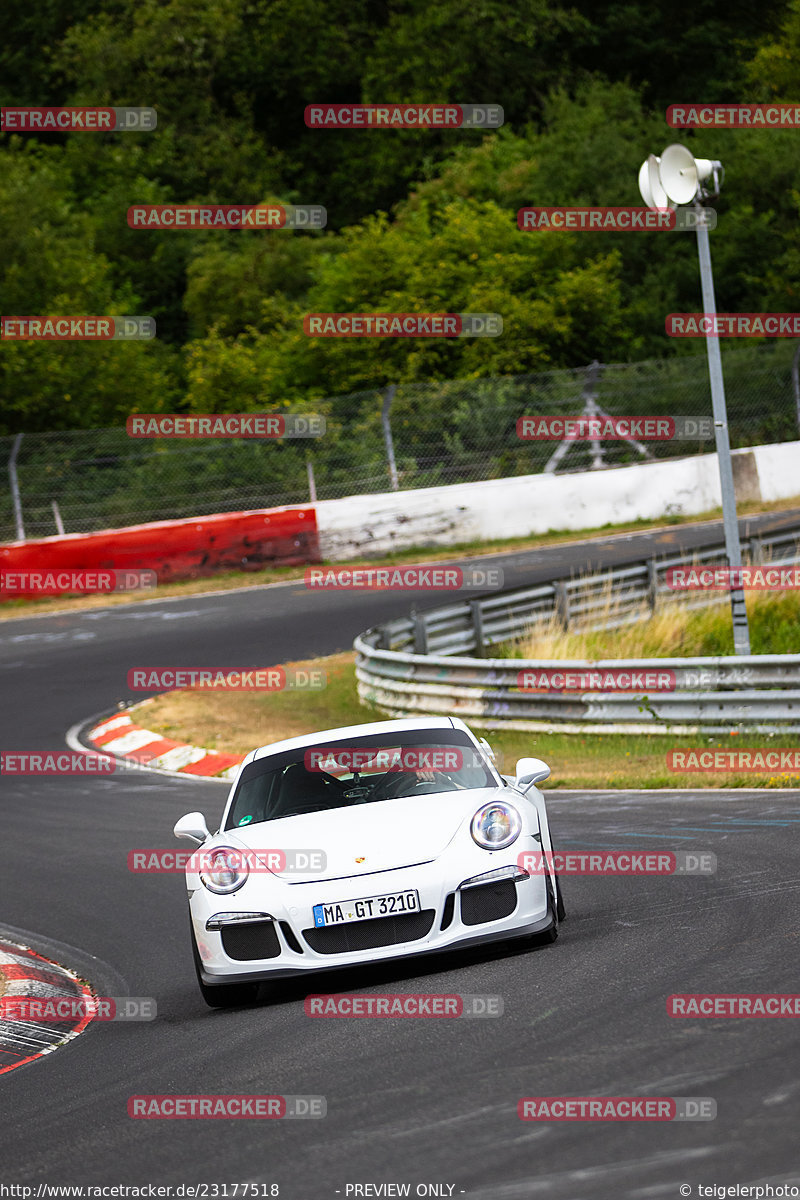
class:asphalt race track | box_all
[2,512,800,1197]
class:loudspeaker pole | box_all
[638,143,751,656]
[694,203,750,654]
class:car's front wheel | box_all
[191,928,259,1009]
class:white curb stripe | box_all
[0,939,95,1074]
[90,714,134,738]
[147,744,208,771]
[5,980,79,998]
[81,709,244,781]
[101,729,166,755]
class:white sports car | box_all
[174,716,564,1007]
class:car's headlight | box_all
[470,802,522,850]
[199,847,249,894]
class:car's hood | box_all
[224,786,512,882]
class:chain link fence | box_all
[1,342,798,542]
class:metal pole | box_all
[51,500,65,536]
[306,458,317,503]
[695,206,750,654]
[792,341,800,436]
[9,433,25,542]
[381,384,399,492]
[583,361,605,470]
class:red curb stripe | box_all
[180,752,243,776]
[86,714,245,777]
[0,963,77,987]
[92,722,138,746]
[0,942,95,1075]
[126,737,184,762]
[0,1050,47,1076]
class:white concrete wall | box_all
[750,440,800,502]
[316,441,800,560]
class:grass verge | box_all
[133,651,800,789]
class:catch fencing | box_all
[2,341,798,542]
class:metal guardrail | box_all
[354,524,800,733]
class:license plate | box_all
[313,889,420,927]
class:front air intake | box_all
[303,910,435,954]
[221,921,281,960]
[459,880,518,926]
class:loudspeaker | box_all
[637,154,671,209]
[659,144,716,204]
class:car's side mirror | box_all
[478,736,497,762]
[514,757,551,791]
[173,812,211,845]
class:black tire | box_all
[191,928,259,1009]
[545,837,566,921]
[555,872,566,922]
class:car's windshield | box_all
[224,728,498,829]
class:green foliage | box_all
[2,0,800,436]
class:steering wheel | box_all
[375,771,459,800]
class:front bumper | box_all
[190,854,553,985]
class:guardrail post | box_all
[412,610,428,654]
[306,457,317,503]
[470,600,485,657]
[9,433,25,542]
[381,384,400,492]
[553,581,570,630]
[748,536,763,565]
[51,500,65,535]
[647,559,659,613]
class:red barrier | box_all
[0,506,320,599]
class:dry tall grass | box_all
[514,574,740,660]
